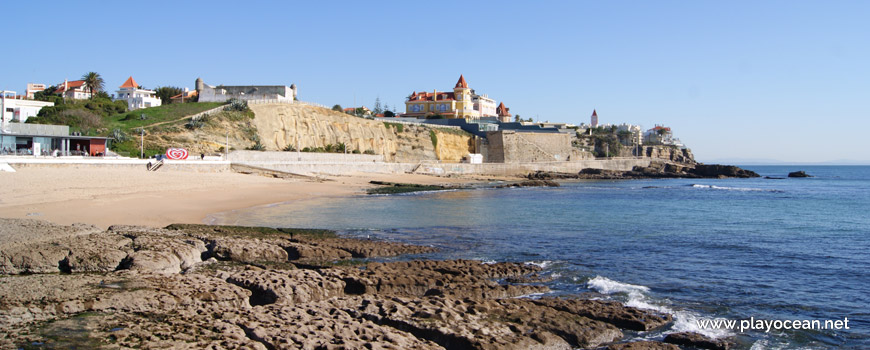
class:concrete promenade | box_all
[1,151,653,177]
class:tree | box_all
[384,110,395,118]
[154,86,183,104]
[332,104,343,112]
[81,72,105,99]
[514,115,521,122]
[373,97,383,116]
[34,86,63,105]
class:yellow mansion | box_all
[404,75,510,122]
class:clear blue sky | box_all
[2,1,868,163]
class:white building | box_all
[116,76,162,110]
[25,83,46,99]
[472,93,497,117]
[55,79,92,100]
[616,123,643,144]
[643,125,680,146]
[195,77,297,103]
[1,91,54,124]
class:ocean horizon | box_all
[213,165,870,349]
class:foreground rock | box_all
[664,331,731,350]
[1,219,680,349]
[528,162,760,181]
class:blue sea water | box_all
[214,165,870,349]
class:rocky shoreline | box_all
[1,218,730,349]
[528,162,760,181]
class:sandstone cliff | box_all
[250,103,473,162]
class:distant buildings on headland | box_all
[2,72,686,161]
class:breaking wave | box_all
[587,276,733,339]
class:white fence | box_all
[380,119,463,130]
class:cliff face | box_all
[249,104,473,162]
[642,146,695,165]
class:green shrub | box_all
[383,122,404,133]
[225,98,249,112]
[429,130,438,148]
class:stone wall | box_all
[228,150,384,163]
[485,131,583,163]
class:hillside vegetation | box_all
[108,103,258,158]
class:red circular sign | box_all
[166,148,189,160]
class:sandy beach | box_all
[0,167,476,229]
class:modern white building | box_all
[472,93,497,117]
[116,77,162,110]
[1,91,54,124]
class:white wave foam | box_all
[515,292,550,299]
[587,276,650,295]
[667,312,734,339]
[481,260,497,265]
[690,184,781,193]
[525,260,553,269]
[588,276,733,339]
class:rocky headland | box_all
[0,218,729,349]
[528,162,760,181]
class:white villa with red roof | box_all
[116,76,161,110]
[404,75,509,121]
[54,79,91,100]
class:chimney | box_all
[433,89,437,101]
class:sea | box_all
[212,165,870,349]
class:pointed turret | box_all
[455,74,468,89]
[120,76,138,89]
[497,102,510,116]
[591,109,599,127]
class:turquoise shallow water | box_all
[215,165,870,349]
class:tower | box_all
[195,77,204,93]
[453,75,472,118]
[591,109,598,127]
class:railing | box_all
[380,119,463,130]
[0,149,100,157]
[246,99,295,105]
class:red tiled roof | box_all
[455,75,468,88]
[170,90,198,99]
[592,109,597,117]
[55,80,86,93]
[497,102,510,116]
[119,76,138,88]
[407,91,455,101]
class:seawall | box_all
[2,152,653,177]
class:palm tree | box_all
[81,72,104,99]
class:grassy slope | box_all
[107,102,226,157]
[106,102,224,133]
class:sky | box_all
[2,1,868,163]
